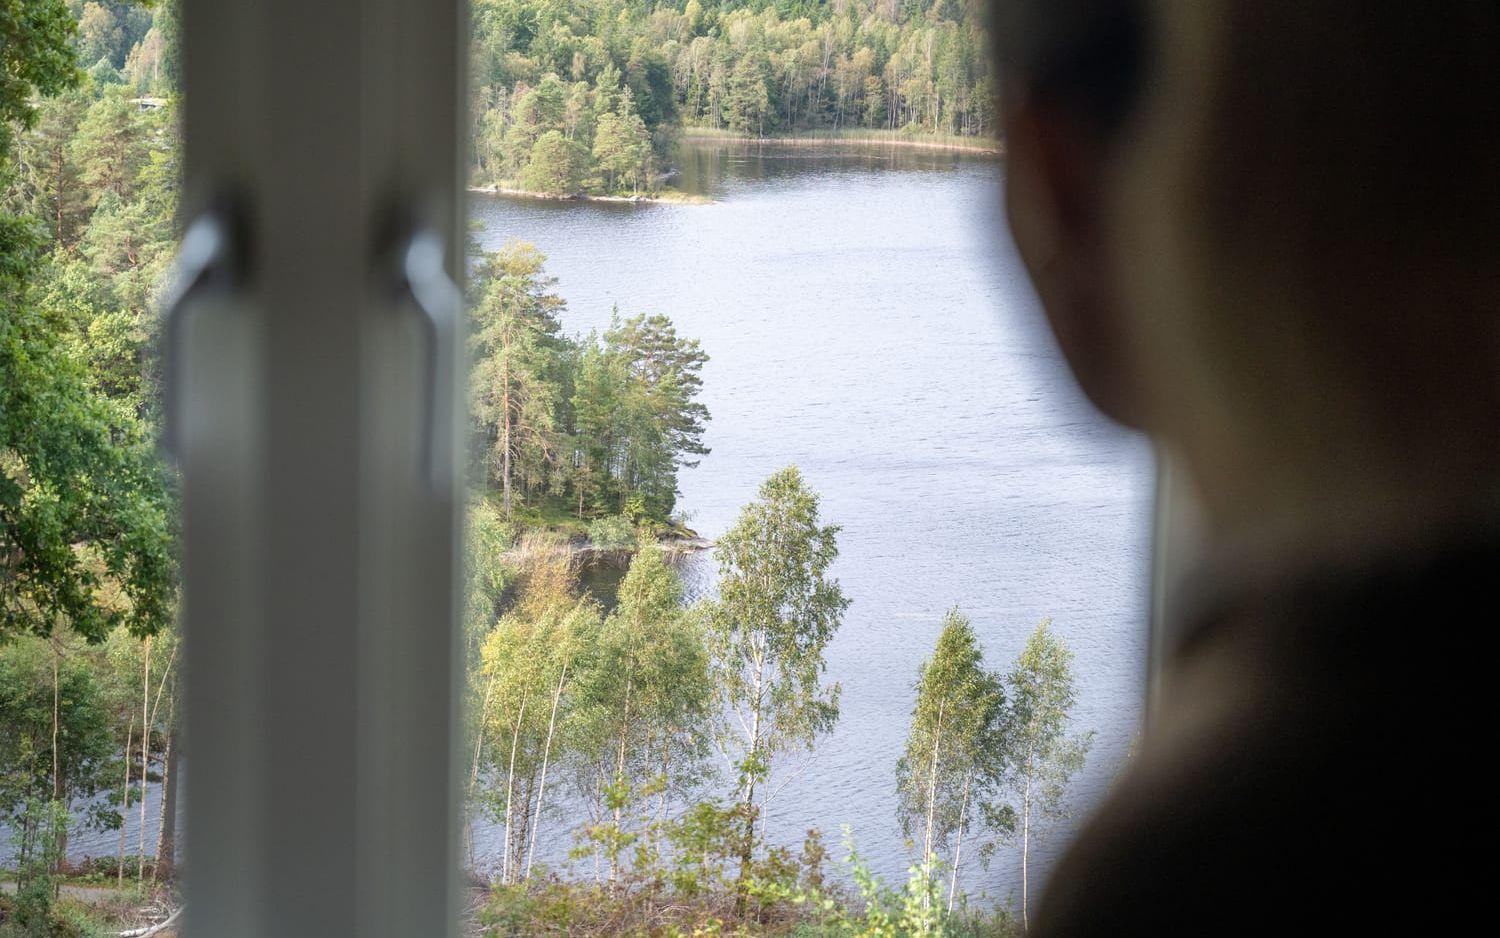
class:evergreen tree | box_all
[71,86,147,204]
[521,129,587,195]
[7,89,89,244]
[468,241,570,515]
[603,312,708,519]
[591,91,653,195]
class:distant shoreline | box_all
[470,130,1000,204]
[681,126,1003,156]
[467,184,711,205]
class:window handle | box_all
[393,225,459,494]
[160,200,247,462]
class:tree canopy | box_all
[468,240,709,525]
[470,0,995,193]
[2,52,177,642]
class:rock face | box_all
[569,533,715,568]
[659,535,715,555]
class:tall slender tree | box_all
[468,241,569,515]
[570,545,711,879]
[701,465,847,902]
[896,608,1010,913]
[1004,618,1093,929]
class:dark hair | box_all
[990,0,1148,138]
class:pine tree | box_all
[468,242,570,514]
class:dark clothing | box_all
[1036,530,1495,934]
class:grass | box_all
[483,495,699,544]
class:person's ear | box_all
[1003,81,1144,429]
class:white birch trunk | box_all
[138,635,151,881]
[501,696,527,884]
[947,774,970,914]
[117,712,134,886]
[525,660,567,881]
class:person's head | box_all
[995,1,1500,539]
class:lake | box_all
[468,139,1153,904]
[12,140,1149,906]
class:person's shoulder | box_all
[1034,531,1500,935]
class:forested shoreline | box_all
[470,0,996,197]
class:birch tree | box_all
[1004,618,1093,929]
[895,608,1010,914]
[701,466,847,899]
[472,538,596,884]
[570,545,711,880]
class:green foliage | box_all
[569,544,712,878]
[1002,619,1092,925]
[895,610,1010,910]
[476,818,1024,937]
[468,240,570,514]
[702,465,847,889]
[471,538,601,882]
[591,93,653,194]
[1,10,184,914]
[707,465,846,758]
[592,311,709,520]
[4,89,88,243]
[1004,619,1092,832]
[0,637,118,835]
[585,513,636,550]
[469,0,995,194]
[1,799,76,938]
[70,86,147,202]
[464,497,519,664]
[1,215,176,643]
[468,241,708,524]
[0,0,79,158]
[520,129,587,195]
[3,9,181,647]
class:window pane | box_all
[460,2,1148,931]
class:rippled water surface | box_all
[469,140,1153,901]
[6,142,1149,906]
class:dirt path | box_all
[2,880,178,936]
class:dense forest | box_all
[470,0,996,195]
[2,2,183,934]
[0,3,1098,936]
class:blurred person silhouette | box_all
[993,0,1497,932]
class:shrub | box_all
[520,131,587,196]
[586,515,637,550]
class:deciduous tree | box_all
[701,466,847,899]
[1004,618,1093,929]
[895,608,1011,913]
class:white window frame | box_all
[172,1,466,934]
